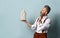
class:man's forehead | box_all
[42,7,47,10]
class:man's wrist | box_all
[25,21,28,23]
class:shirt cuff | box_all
[31,25,36,30]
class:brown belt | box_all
[34,32,47,38]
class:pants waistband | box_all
[35,32,47,34]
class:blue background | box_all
[0,0,60,38]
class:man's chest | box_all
[36,16,48,26]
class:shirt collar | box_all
[43,16,48,19]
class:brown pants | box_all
[34,32,47,38]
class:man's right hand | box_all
[21,20,27,23]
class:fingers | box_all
[21,20,27,22]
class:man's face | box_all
[40,7,47,16]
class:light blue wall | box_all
[0,0,60,38]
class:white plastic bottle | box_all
[20,9,26,21]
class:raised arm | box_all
[21,18,38,30]
[21,20,32,28]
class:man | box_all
[21,5,51,38]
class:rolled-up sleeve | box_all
[38,18,51,30]
[31,18,38,30]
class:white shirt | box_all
[31,16,51,33]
